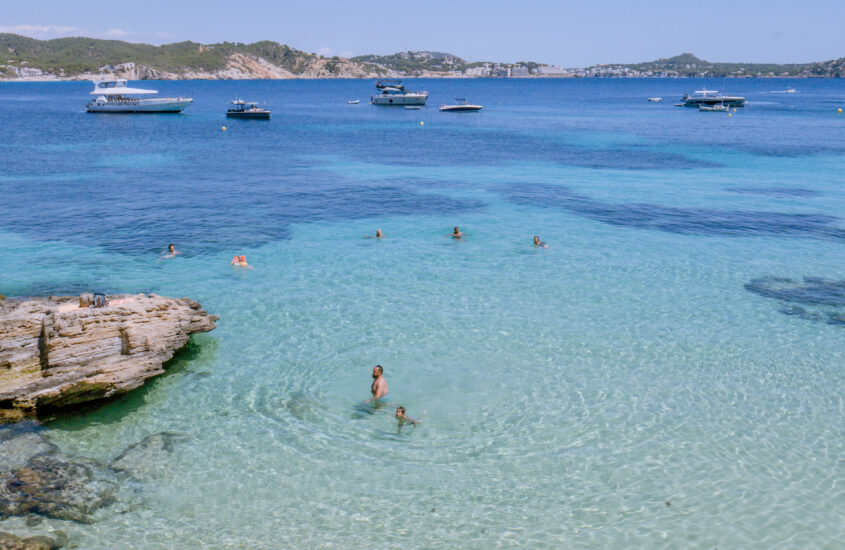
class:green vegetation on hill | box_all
[619,52,844,77]
[0,34,325,75]
[352,51,466,73]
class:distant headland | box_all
[1,33,842,80]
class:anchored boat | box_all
[439,98,483,112]
[371,80,428,106]
[86,79,192,113]
[226,100,270,119]
[678,89,745,108]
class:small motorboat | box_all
[698,103,729,112]
[227,100,270,119]
[404,105,422,110]
[648,97,662,102]
[347,99,360,104]
[439,98,483,112]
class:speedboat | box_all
[86,79,192,113]
[648,97,662,102]
[679,89,745,107]
[439,98,483,112]
[371,80,428,105]
[226,100,270,119]
[347,99,360,104]
[699,103,729,112]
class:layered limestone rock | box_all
[0,294,217,419]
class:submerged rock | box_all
[0,453,116,523]
[0,531,63,550]
[109,432,188,480]
[0,294,217,419]
[746,276,845,326]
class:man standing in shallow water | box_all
[366,365,388,404]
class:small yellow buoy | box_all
[420,121,424,126]
[222,126,227,131]
[839,108,843,114]
[728,113,732,118]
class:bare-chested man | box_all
[366,364,389,404]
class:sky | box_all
[1,1,844,66]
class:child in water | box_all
[395,406,420,428]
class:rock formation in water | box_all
[0,294,217,420]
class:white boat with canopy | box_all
[86,79,193,113]
[677,89,745,108]
[371,80,428,106]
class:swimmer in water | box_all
[365,365,388,405]
[449,226,464,239]
[163,243,180,258]
[365,229,383,239]
[395,406,420,428]
[533,235,548,248]
[230,255,252,268]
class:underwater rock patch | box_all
[745,276,845,325]
[0,428,116,524]
[0,530,63,550]
[503,183,845,242]
[110,432,188,480]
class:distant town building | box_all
[535,66,570,76]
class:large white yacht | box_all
[86,79,193,113]
[677,89,745,108]
[371,80,428,106]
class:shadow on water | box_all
[745,276,845,326]
[726,186,822,198]
[43,334,219,429]
[501,183,845,242]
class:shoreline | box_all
[0,74,820,83]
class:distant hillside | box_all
[0,35,546,80]
[0,36,841,80]
[0,34,382,79]
[585,52,845,78]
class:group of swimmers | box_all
[230,255,251,268]
[164,226,547,268]
[367,226,549,247]
[364,364,421,428]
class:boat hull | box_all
[439,105,483,112]
[86,98,193,113]
[682,97,745,108]
[226,111,271,119]
[372,93,428,106]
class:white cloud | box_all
[106,28,131,37]
[0,24,87,38]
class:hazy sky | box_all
[2,1,843,66]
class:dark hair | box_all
[397,406,406,414]
[375,364,383,374]
[168,243,175,248]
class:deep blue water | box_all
[1,78,844,548]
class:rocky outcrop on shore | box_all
[0,294,217,420]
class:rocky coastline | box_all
[0,294,216,547]
[0,294,217,421]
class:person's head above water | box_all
[453,227,460,234]
[239,255,246,262]
[533,236,540,245]
[168,244,175,253]
[376,229,383,238]
[372,364,383,379]
[396,406,406,416]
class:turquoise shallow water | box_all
[1,79,844,548]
